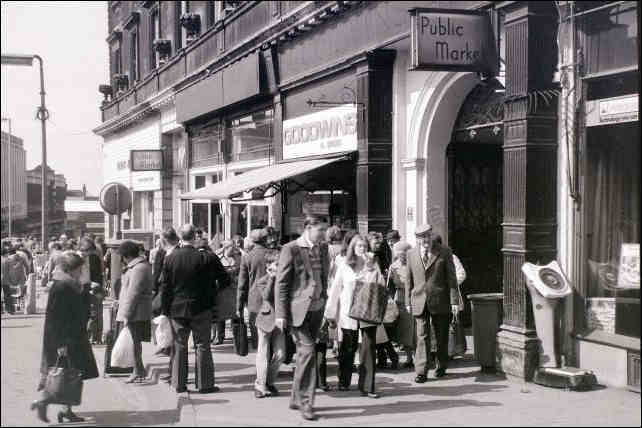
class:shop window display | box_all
[228,108,273,162]
[584,123,640,338]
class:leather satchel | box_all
[348,268,387,324]
[232,317,249,357]
[44,356,83,406]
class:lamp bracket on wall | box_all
[306,86,365,109]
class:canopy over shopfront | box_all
[179,156,347,201]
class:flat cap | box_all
[392,241,411,253]
[415,223,433,237]
[250,228,268,243]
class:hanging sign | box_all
[283,106,357,160]
[410,8,499,76]
[586,95,638,127]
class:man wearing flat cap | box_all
[406,224,460,383]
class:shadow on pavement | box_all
[316,398,502,419]
[76,395,189,426]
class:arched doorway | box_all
[447,84,504,327]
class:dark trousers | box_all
[376,324,399,366]
[338,329,359,388]
[2,283,14,313]
[128,322,146,376]
[213,320,226,342]
[88,301,104,343]
[358,327,377,394]
[415,310,450,375]
[315,342,328,388]
[290,310,324,409]
[171,310,215,391]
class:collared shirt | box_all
[296,234,324,311]
[420,247,433,269]
[165,244,177,257]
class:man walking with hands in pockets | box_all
[406,224,460,383]
[275,215,329,421]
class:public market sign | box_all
[130,149,163,171]
[282,105,357,160]
[410,8,499,76]
[586,95,638,126]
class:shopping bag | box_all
[375,324,389,344]
[348,269,387,324]
[110,326,135,368]
[152,315,173,350]
[383,297,399,324]
[44,356,83,406]
[231,317,248,357]
[448,315,467,357]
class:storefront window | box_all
[228,108,273,162]
[192,203,209,234]
[250,205,269,230]
[131,191,154,230]
[191,121,223,168]
[231,203,247,238]
[584,123,640,338]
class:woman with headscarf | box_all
[32,251,99,423]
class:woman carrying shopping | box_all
[388,241,415,368]
[325,234,384,398]
[33,251,99,423]
[115,240,153,383]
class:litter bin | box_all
[469,293,503,372]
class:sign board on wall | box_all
[131,150,163,171]
[586,95,638,126]
[282,105,357,160]
[410,8,499,76]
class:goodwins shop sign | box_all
[283,106,357,160]
[410,8,499,76]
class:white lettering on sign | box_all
[131,150,163,171]
[283,106,358,160]
[410,9,498,75]
[586,95,639,127]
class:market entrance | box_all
[447,84,504,327]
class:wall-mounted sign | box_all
[86,222,105,229]
[131,150,163,171]
[409,8,499,76]
[586,95,638,126]
[283,105,357,160]
[618,243,640,289]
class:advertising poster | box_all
[618,243,640,289]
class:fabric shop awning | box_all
[179,156,347,201]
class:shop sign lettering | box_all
[131,150,163,171]
[410,8,498,76]
[283,106,358,160]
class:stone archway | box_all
[405,71,480,244]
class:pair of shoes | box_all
[360,391,381,399]
[301,405,317,421]
[255,389,270,398]
[124,375,145,384]
[266,384,279,396]
[319,384,332,392]
[338,385,350,392]
[30,400,49,423]
[435,368,447,378]
[415,374,428,383]
[198,386,220,394]
[175,387,187,393]
[57,409,85,423]
[160,373,171,381]
[289,402,300,411]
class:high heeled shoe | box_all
[124,374,146,383]
[30,400,49,423]
[57,409,85,423]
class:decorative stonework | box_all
[496,329,540,380]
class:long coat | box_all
[275,237,330,328]
[406,242,459,316]
[116,257,153,323]
[254,273,277,333]
[236,244,270,314]
[40,271,99,380]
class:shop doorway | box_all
[448,142,503,327]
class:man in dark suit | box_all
[275,215,329,421]
[406,224,460,383]
[236,228,271,349]
[160,224,229,393]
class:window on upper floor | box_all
[130,29,139,83]
[150,8,160,69]
[227,108,274,162]
[175,1,189,52]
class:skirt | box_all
[128,319,152,343]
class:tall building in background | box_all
[25,165,67,239]
[1,130,27,237]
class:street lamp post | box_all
[1,54,49,242]
[1,117,12,237]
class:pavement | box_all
[1,289,640,427]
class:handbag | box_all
[448,314,467,357]
[382,271,399,324]
[44,356,84,406]
[152,315,173,350]
[348,268,387,324]
[231,317,249,357]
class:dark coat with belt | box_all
[406,242,459,316]
[160,244,229,319]
[275,237,330,328]
[236,244,270,314]
[40,271,99,380]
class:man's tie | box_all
[422,250,429,268]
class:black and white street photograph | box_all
[1,1,640,426]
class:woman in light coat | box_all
[115,240,153,383]
[325,234,383,398]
